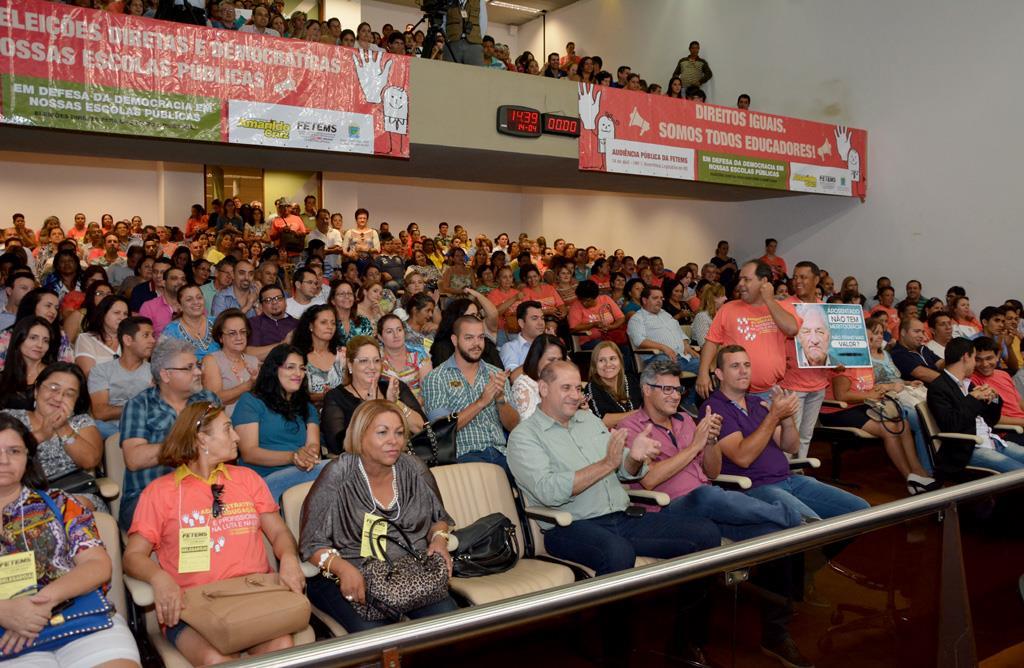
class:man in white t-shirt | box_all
[307,208,343,276]
[285,267,326,319]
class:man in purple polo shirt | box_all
[621,358,810,668]
[707,344,869,520]
[247,284,297,360]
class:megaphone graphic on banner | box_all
[628,107,650,136]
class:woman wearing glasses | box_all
[233,344,325,502]
[162,284,220,363]
[0,414,141,666]
[321,336,424,456]
[124,402,306,666]
[202,309,260,417]
[2,362,105,511]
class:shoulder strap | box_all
[35,489,65,528]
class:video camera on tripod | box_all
[416,0,469,61]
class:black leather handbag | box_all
[451,513,519,578]
[407,413,458,467]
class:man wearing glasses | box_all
[248,285,298,361]
[285,267,326,320]
[118,338,220,530]
[619,359,810,668]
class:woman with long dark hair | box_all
[292,304,346,405]
[0,288,73,369]
[64,278,112,344]
[232,344,325,501]
[73,294,129,377]
[170,245,195,284]
[0,316,60,410]
[510,334,568,420]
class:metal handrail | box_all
[231,469,1024,667]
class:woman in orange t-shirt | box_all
[520,265,566,318]
[822,363,934,494]
[487,266,525,339]
[124,402,306,665]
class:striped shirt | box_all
[422,356,512,457]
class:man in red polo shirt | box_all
[971,336,1024,430]
[697,259,799,402]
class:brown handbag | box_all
[179,573,310,655]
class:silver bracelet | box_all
[316,548,339,571]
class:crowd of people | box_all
[57,0,745,107]
[0,199,1021,666]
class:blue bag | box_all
[0,491,113,658]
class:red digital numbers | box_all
[541,113,581,137]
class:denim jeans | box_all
[671,484,803,542]
[95,419,119,441]
[791,389,826,458]
[263,460,329,502]
[647,353,700,375]
[543,505,721,576]
[307,573,459,633]
[746,475,869,521]
[902,406,932,475]
[457,446,510,476]
[968,441,1024,473]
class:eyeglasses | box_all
[195,403,214,431]
[646,383,682,396]
[166,364,199,373]
[0,446,27,459]
[211,483,224,518]
[40,383,79,401]
[261,295,284,304]
[352,357,380,365]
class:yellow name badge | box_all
[0,551,37,600]
[359,513,388,559]
[178,526,211,573]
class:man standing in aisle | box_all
[672,40,713,89]
[781,261,832,457]
[697,260,798,401]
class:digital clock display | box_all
[542,113,581,137]
[497,105,541,138]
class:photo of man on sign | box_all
[794,302,871,368]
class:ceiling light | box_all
[489,1,543,14]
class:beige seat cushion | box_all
[449,558,575,605]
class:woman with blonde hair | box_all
[690,283,726,347]
[300,400,456,633]
[584,341,641,428]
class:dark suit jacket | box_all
[926,372,1002,474]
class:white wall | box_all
[513,0,1024,306]
[323,174,527,240]
[0,153,203,230]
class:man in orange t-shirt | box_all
[66,212,88,242]
[780,261,833,457]
[697,259,798,402]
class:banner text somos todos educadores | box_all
[0,0,411,157]
[577,84,867,198]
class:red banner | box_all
[0,0,410,157]
[577,84,867,198]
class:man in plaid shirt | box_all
[423,316,519,473]
[118,337,219,529]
